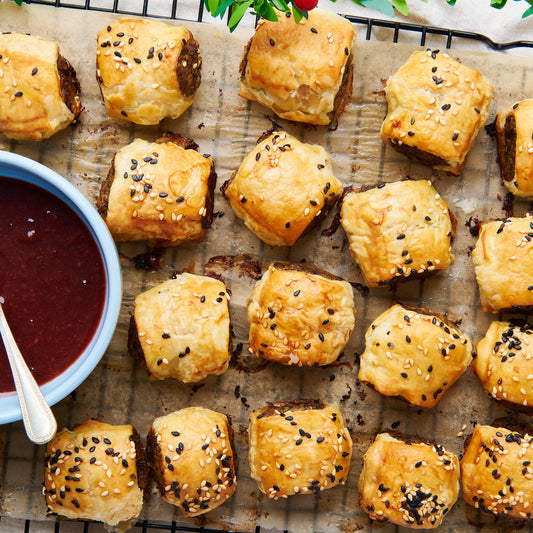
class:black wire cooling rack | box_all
[2,1,533,532]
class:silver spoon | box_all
[0,298,57,444]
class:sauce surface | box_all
[0,176,106,394]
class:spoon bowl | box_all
[0,299,57,444]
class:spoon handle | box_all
[0,303,57,445]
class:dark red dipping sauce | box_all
[0,176,106,394]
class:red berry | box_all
[292,0,318,12]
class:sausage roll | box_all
[381,48,493,175]
[0,32,81,141]
[128,274,230,383]
[359,303,472,407]
[472,216,533,313]
[97,136,216,246]
[239,10,355,126]
[247,262,356,366]
[474,320,533,413]
[223,131,342,246]
[496,99,533,197]
[96,18,201,124]
[359,432,460,528]
[44,419,147,528]
[146,407,236,516]
[461,423,533,519]
[249,400,352,499]
[340,180,455,287]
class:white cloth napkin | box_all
[321,0,533,54]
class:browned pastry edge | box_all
[127,314,148,373]
[202,161,217,231]
[57,54,82,119]
[497,114,516,184]
[146,427,166,499]
[479,390,533,416]
[330,53,354,130]
[239,37,253,82]
[97,158,114,218]
[156,132,199,151]
[270,261,345,282]
[388,139,450,172]
[256,398,326,418]
[176,36,202,98]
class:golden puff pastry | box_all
[472,216,533,313]
[97,136,216,247]
[247,262,356,366]
[239,10,355,126]
[224,131,342,246]
[146,408,236,516]
[249,400,352,499]
[496,99,533,197]
[44,419,147,528]
[359,432,460,529]
[0,32,82,141]
[461,423,533,519]
[359,303,472,408]
[96,18,201,124]
[340,180,455,288]
[128,274,230,383]
[474,320,533,413]
[382,49,493,175]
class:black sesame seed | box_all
[285,222,291,228]
[397,233,406,240]
[345,47,349,55]
[408,131,415,136]
[295,439,303,446]
[14,91,23,97]
[255,152,261,161]
[158,52,163,60]
[134,57,141,63]
[401,372,408,378]
[311,27,318,33]
[441,104,451,110]
[31,67,38,76]
[176,196,185,203]
[162,333,170,339]
[318,333,325,342]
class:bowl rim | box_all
[0,150,122,425]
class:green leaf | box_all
[446,0,456,5]
[523,4,533,16]
[203,0,219,16]
[291,4,306,23]
[271,0,290,11]
[12,0,23,4]
[391,0,409,15]
[362,0,395,17]
[490,0,507,8]
[228,0,253,31]
[256,2,279,20]
[213,0,235,18]
[349,0,368,6]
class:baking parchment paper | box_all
[0,3,533,531]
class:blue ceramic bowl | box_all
[0,151,122,425]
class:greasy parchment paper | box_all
[1,4,533,532]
